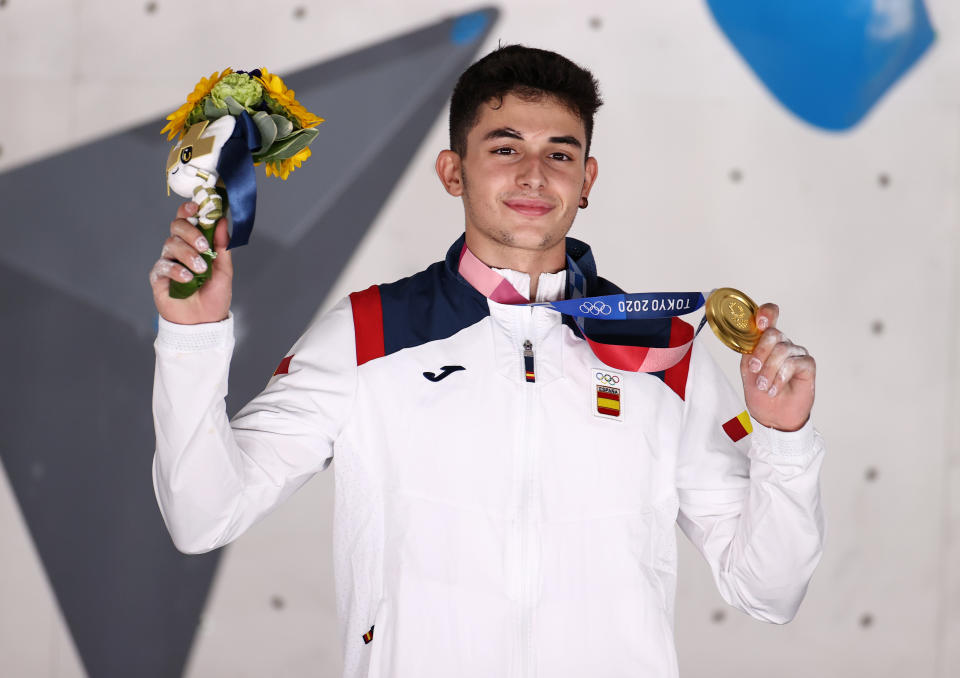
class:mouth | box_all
[504,199,555,217]
[171,167,180,175]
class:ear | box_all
[207,115,237,151]
[581,156,599,200]
[436,150,464,197]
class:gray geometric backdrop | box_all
[3,1,960,677]
[0,8,496,676]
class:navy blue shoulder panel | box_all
[377,235,490,357]
[372,235,689,393]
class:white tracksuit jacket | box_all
[152,236,825,678]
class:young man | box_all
[150,46,823,678]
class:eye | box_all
[492,147,515,155]
[180,146,193,164]
[549,152,572,161]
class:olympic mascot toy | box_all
[162,68,323,298]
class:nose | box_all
[516,154,545,191]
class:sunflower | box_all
[255,67,325,129]
[160,68,233,140]
[265,146,312,180]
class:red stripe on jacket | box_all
[273,355,293,376]
[349,285,385,366]
[663,317,694,400]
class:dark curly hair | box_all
[449,45,603,159]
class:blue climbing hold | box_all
[451,10,490,45]
[706,0,936,131]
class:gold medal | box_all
[705,288,761,354]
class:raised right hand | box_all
[149,201,233,325]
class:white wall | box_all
[2,1,959,675]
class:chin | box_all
[499,227,564,251]
[514,220,571,246]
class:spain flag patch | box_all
[363,625,375,644]
[722,410,753,442]
[593,369,623,420]
[596,385,621,417]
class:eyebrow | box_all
[483,127,582,148]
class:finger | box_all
[149,258,170,297]
[769,351,815,397]
[149,257,194,290]
[210,218,234,278]
[755,302,780,332]
[746,327,785,369]
[149,258,171,288]
[170,217,211,254]
[176,201,199,220]
[161,236,209,274]
[759,343,808,396]
[212,216,230,251]
[754,336,799,393]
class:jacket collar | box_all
[443,233,600,299]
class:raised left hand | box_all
[740,303,816,432]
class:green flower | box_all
[209,73,263,112]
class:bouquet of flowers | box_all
[162,68,324,298]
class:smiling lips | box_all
[504,199,555,216]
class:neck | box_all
[464,230,566,300]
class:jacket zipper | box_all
[520,336,536,678]
[523,340,536,383]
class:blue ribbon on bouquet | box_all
[217,110,261,249]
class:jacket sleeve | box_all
[675,337,825,623]
[151,297,357,554]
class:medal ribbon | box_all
[458,244,708,373]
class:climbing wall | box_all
[1,1,957,676]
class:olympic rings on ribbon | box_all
[595,372,620,384]
[579,300,612,316]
